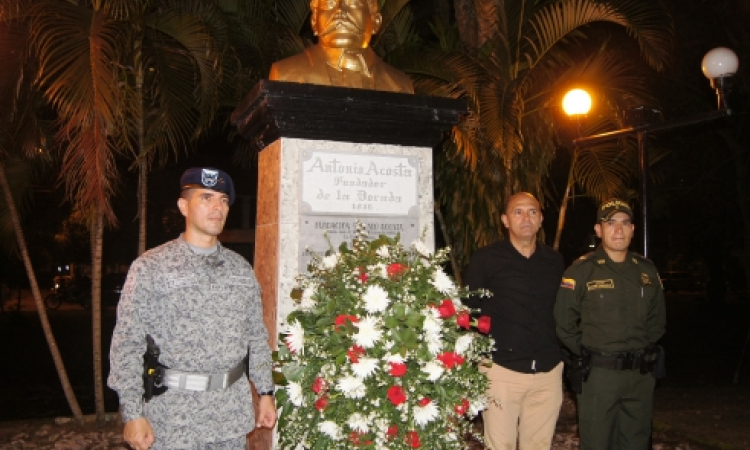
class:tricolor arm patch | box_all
[561,278,576,290]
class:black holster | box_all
[561,347,592,394]
[642,344,666,379]
[143,334,169,402]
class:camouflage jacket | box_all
[108,235,273,442]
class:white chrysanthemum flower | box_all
[322,253,339,269]
[362,285,390,313]
[469,396,488,416]
[414,399,440,427]
[421,361,445,381]
[285,320,305,354]
[323,253,339,269]
[411,239,431,257]
[351,357,379,379]
[318,421,342,439]
[423,312,442,334]
[299,285,317,310]
[373,263,388,278]
[347,413,370,433]
[426,331,443,355]
[336,375,367,398]
[384,353,405,364]
[287,381,304,407]
[430,267,456,295]
[455,334,474,354]
[376,245,390,258]
[353,315,383,349]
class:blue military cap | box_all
[180,167,235,206]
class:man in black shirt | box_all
[464,192,565,449]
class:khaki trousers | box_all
[482,362,563,450]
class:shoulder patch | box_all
[570,252,596,268]
[561,278,576,290]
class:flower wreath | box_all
[275,223,494,449]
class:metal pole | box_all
[638,131,649,258]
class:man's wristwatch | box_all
[258,390,274,396]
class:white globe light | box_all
[702,47,739,79]
[562,89,592,116]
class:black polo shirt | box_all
[463,239,564,373]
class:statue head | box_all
[310,0,382,50]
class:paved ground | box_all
[1,289,748,449]
[0,395,707,450]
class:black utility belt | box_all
[590,352,647,371]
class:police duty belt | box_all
[162,359,245,392]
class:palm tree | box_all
[394,0,673,268]
[0,9,86,424]
[6,0,236,422]
[109,1,233,255]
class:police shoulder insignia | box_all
[561,278,576,290]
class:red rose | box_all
[348,345,365,363]
[405,430,421,448]
[312,377,326,394]
[456,311,471,329]
[314,396,328,411]
[335,314,358,331]
[418,397,431,407]
[437,352,465,369]
[350,431,363,445]
[387,386,407,405]
[478,315,491,334]
[389,362,407,377]
[454,398,470,415]
[357,267,368,283]
[386,425,398,440]
[387,263,408,279]
[437,299,456,318]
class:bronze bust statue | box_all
[269,0,414,93]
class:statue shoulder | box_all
[371,53,414,94]
[269,48,318,81]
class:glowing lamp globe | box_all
[702,47,738,79]
[562,89,592,116]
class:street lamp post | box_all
[563,47,738,258]
[554,89,592,251]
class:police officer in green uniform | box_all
[554,199,666,450]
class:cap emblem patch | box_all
[201,169,219,187]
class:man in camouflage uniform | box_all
[554,199,666,450]
[108,167,276,450]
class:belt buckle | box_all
[184,374,210,391]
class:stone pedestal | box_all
[231,80,466,449]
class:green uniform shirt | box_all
[554,246,666,355]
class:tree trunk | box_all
[0,162,85,424]
[136,36,148,257]
[553,149,579,251]
[91,207,106,423]
[435,201,462,285]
